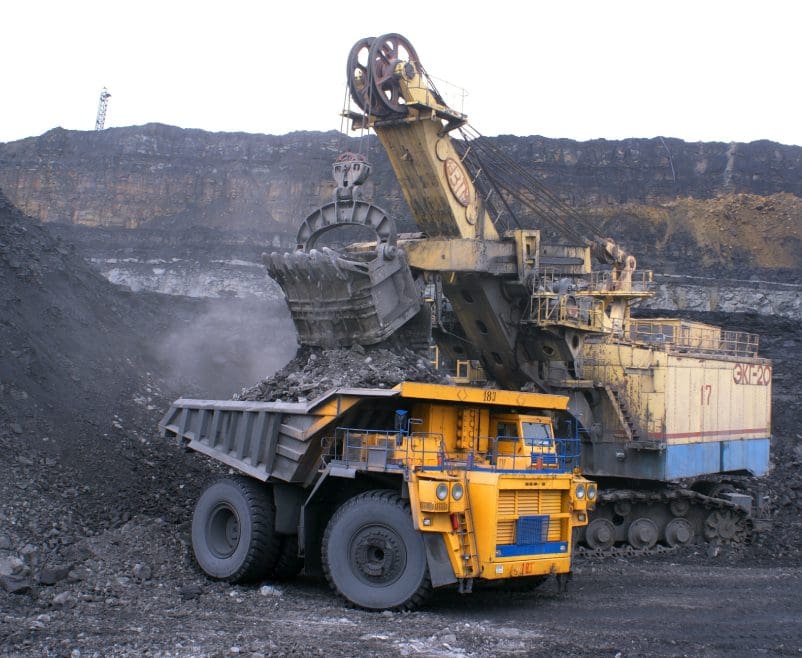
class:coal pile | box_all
[237,343,449,402]
[734,313,802,564]
[0,193,301,653]
[0,191,209,585]
[0,192,295,619]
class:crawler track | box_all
[576,487,752,557]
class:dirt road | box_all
[2,521,799,658]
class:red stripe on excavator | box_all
[648,427,769,440]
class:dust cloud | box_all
[155,296,298,399]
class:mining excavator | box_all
[265,33,772,553]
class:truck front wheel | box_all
[191,476,281,583]
[322,490,432,611]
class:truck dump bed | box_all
[159,388,399,484]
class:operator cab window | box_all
[522,422,552,448]
[496,422,519,439]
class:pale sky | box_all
[2,0,800,146]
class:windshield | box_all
[522,422,552,448]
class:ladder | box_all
[605,385,639,441]
[455,476,480,593]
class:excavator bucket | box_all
[264,152,421,347]
[264,245,420,347]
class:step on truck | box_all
[160,382,595,610]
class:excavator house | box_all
[266,33,772,552]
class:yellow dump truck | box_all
[160,382,594,610]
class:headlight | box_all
[436,483,449,501]
[587,483,597,501]
[575,483,586,499]
[451,483,464,501]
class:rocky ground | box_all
[1,194,801,656]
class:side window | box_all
[496,422,518,438]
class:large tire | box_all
[191,476,281,583]
[322,490,431,611]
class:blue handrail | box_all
[331,425,582,474]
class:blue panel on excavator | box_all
[664,438,770,479]
[583,436,771,481]
[664,442,720,479]
[719,438,770,477]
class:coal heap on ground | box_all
[0,191,208,569]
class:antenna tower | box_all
[95,88,111,131]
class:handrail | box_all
[529,295,608,331]
[534,268,654,295]
[627,319,760,357]
[330,427,581,474]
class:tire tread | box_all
[322,489,432,611]
[192,475,282,584]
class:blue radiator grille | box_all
[516,515,549,544]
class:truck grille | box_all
[497,490,563,544]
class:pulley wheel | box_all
[368,33,421,116]
[347,37,389,117]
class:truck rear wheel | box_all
[322,490,431,611]
[191,476,281,583]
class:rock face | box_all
[643,276,802,320]
[0,125,391,230]
[491,135,802,204]
[1,124,801,282]
[1,125,800,230]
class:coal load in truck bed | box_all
[236,344,449,403]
